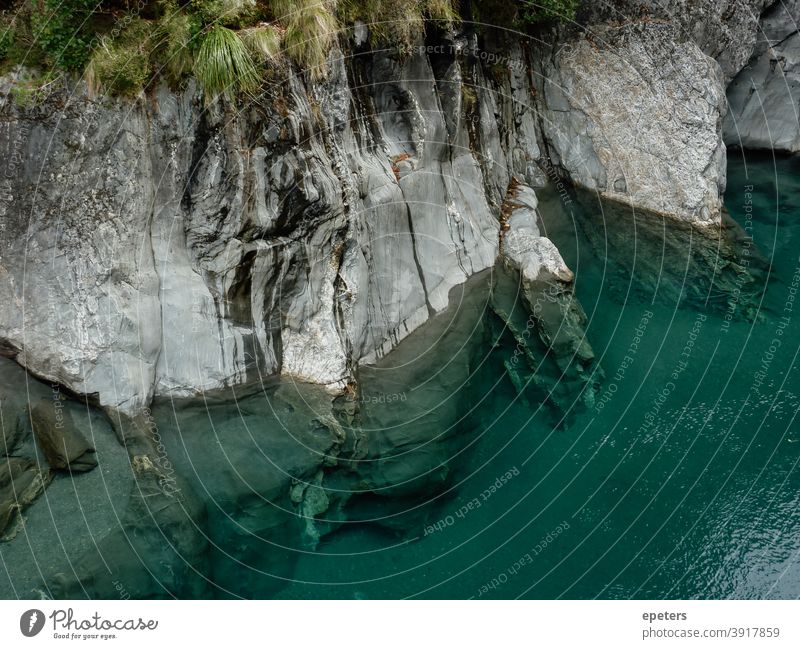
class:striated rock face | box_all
[40,274,507,598]
[0,44,517,416]
[724,0,800,152]
[536,22,727,224]
[0,0,778,416]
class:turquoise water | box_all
[261,152,800,599]
[7,153,795,599]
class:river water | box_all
[3,153,799,600]
[269,151,800,599]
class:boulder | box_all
[536,22,727,224]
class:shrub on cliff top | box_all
[4,0,560,101]
[30,0,98,70]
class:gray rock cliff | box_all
[724,0,800,151]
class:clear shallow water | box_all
[267,153,800,599]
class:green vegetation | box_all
[338,0,459,48]
[30,0,97,70]
[242,24,282,62]
[193,24,258,98]
[281,0,337,79]
[153,2,198,86]
[0,0,575,103]
[517,0,578,25]
[85,19,153,97]
[473,0,578,29]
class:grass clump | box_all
[84,19,153,97]
[8,68,62,106]
[190,0,259,27]
[423,0,461,30]
[193,24,258,98]
[338,0,422,48]
[338,0,459,49]
[152,1,199,85]
[242,24,283,62]
[277,0,337,80]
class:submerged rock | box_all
[30,398,97,473]
[47,411,209,599]
[0,456,51,539]
[493,183,601,416]
[0,400,24,457]
[571,189,770,315]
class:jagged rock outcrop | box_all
[724,0,800,151]
[492,183,600,415]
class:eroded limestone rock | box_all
[493,183,601,415]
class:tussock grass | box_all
[338,0,459,47]
[153,2,196,85]
[191,0,259,26]
[423,0,460,29]
[279,1,338,80]
[194,24,259,98]
[242,24,283,62]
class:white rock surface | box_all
[0,45,533,415]
[537,23,728,224]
